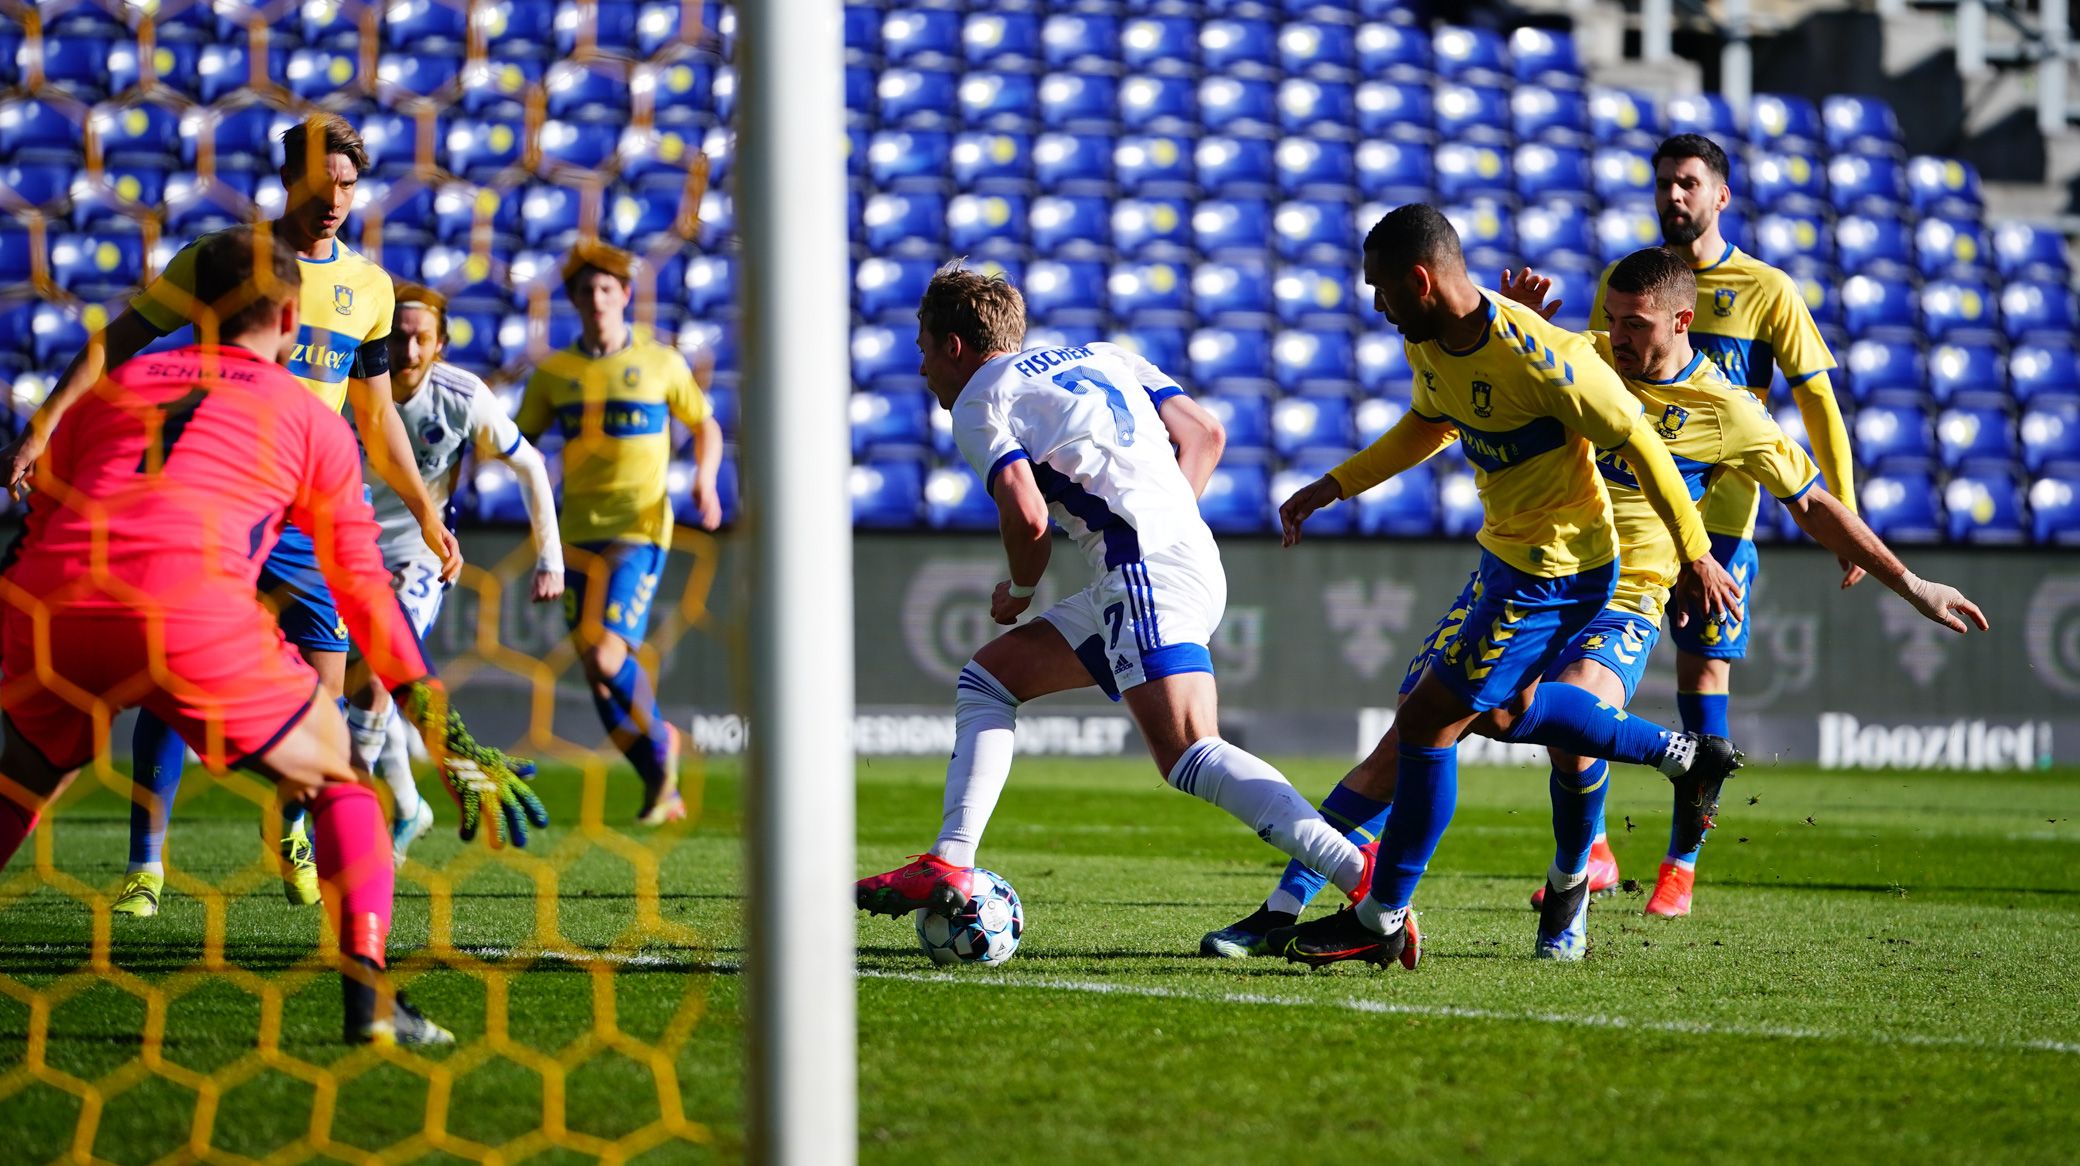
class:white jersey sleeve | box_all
[369,362,488,569]
[951,341,1212,571]
[467,381,525,459]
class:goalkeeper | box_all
[0,228,544,1044]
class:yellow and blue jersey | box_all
[135,231,394,415]
[517,332,711,548]
[1590,243,1836,537]
[1587,332,1821,619]
[1404,292,1642,578]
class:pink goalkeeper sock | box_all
[309,782,394,968]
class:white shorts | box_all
[389,556,448,638]
[1040,533,1226,700]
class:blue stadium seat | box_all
[0,99,81,162]
[881,67,960,127]
[869,129,951,188]
[845,5,881,61]
[851,324,914,389]
[1020,197,1105,261]
[447,117,525,180]
[949,192,1029,254]
[479,0,557,58]
[2001,280,2078,344]
[1823,95,1904,155]
[1,161,72,209]
[685,254,736,317]
[1122,15,1197,72]
[964,13,1041,70]
[1591,146,1655,204]
[1112,198,1190,258]
[1272,336,1359,398]
[1434,84,1511,144]
[926,465,998,531]
[2011,341,2080,404]
[1199,463,1272,534]
[1844,338,1926,404]
[1992,223,2072,282]
[0,221,32,286]
[1271,263,1354,327]
[1538,257,1602,332]
[543,62,628,123]
[1907,155,1983,218]
[0,27,17,90]
[1945,470,2027,544]
[91,101,181,167]
[1593,204,1659,265]
[1828,155,1904,214]
[444,307,503,371]
[1921,278,2000,342]
[864,189,947,252]
[1664,93,1740,142]
[1353,460,1438,536]
[611,186,689,249]
[459,59,539,120]
[949,131,1030,191]
[556,1,639,56]
[1855,400,1934,470]
[1120,75,1197,133]
[1516,200,1595,263]
[1914,216,1991,278]
[1834,213,1913,274]
[28,302,94,367]
[1446,198,1517,268]
[1512,143,1589,203]
[1937,404,2017,470]
[1282,21,1358,80]
[1841,273,1917,337]
[379,53,463,103]
[1750,94,1823,151]
[1197,260,1273,322]
[850,389,934,459]
[1748,150,1827,213]
[68,167,158,231]
[1118,134,1195,194]
[1352,397,1405,446]
[388,0,471,51]
[1858,470,1943,543]
[1355,138,1432,202]
[1185,198,1266,260]
[108,41,198,97]
[1272,198,1355,262]
[1199,395,1273,463]
[1510,26,1580,87]
[432,180,516,245]
[1200,75,1278,136]
[1034,132,1112,191]
[1356,81,1434,142]
[1433,25,1509,84]
[2022,400,2080,473]
[195,43,284,106]
[851,457,928,529]
[1512,85,1590,145]
[2030,474,2080,544]
[1754,213,1832,269]
[536,119,616,174]
[883,7,963,66]
[1279,78,1357,138]
[1925,340,2004,405]
[357,112,429,178]
[1356,332,1413,396]
[1198,137,1272,198]
[1107,327,1189,375]
[285,48,362,103]
[1201,18,1278,75]
[1431,141,1510,202]
[847,65,875,122]
[37,34,117,100]
[1110,259,1192,324]
[1042,12,1120,72]
[1037,73,1116,132]
[1272,462,1354,534]
[48,230,146,300]
[1434,468,1484,538]
[1276,137,1356,198]
[1190,326,1274,391]
[1587,88,1661,149]
[1357,21,1431,78]
[1021,258,1107,324]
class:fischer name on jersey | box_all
[951,341,1207,571]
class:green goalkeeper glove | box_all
[399,681,551,849]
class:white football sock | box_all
[378,712,423,822]
[1356,895,1408,936]
[126,861,164,877]
[928,662,1020,869]
[1547,862,1589,890]
[345,705,387,776]
[1166,738,1364,890]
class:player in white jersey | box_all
[856,264,1388,940]
[345,285,563,865]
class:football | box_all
[914,868,1024,967]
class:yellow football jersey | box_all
[1405,292,1642,578]
[518,332,712,548]
[1587,333,1821,618]
[1590,243,1836,538]
[135,230,394,414]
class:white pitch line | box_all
[859,969,2080,1058]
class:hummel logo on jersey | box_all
[1113,655,1133,675]
[1713,288,1736,317]
[1656,404,1690,439]
[1470,380,1494,418]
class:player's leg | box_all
[1662,537,1750,917]
[1533,642,1641,961]
[565,542,678,824]
[346,562,443,867]
[0,719,84,873]
[249,532,356,904]
[115,711,187,915]
[856,617,1094,917]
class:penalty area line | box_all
[859,969,2080,1057]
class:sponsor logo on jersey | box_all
[1712,287,1736,317]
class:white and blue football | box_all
[914,868,1024,967]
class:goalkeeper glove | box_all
[399,680,551,849]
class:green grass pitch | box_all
[3,755,2078,1163]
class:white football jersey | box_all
[369,362,524,567]
[952,341,1211,571]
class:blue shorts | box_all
[256,525,349,653]
[1408,551,1618,714]
[564,541,667,644]
[1668,533,1756,660]
[1398,571,1479,698]
[1545,608,1662,704]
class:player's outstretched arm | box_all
[1784,487,1989,634]
[1614,417,1740,624]
[1284,412,1456,546]
[2,308,162,494]
[689,415,725,531]
[499,438,566,603]
[988,457,1052,625]
[348,371,464,581]
[1157,394,1226,498]
[1786,370,1865,587]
